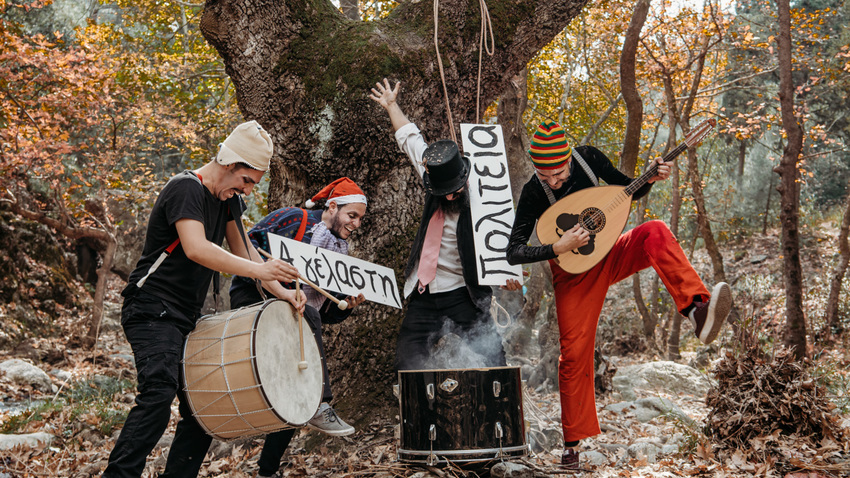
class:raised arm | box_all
[370,78,427,179]
[369,78,410,132]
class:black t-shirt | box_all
[126,171,243,323]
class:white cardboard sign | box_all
[267,233,402,309]
[460,124,523,285]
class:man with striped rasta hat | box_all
[506,121,732,471]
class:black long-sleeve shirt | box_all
[507,145,653,265]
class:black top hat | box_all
[421,140,470,196]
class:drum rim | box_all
[252,299,305,427]
[397,365,521,374]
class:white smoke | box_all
[423,317,505,369]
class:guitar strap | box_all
[540,147,599,206]
[541,181,557,206]
[571,148,599,187]
[228,197,267,303]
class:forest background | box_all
[1,0,850,476]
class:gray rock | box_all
[584,450,609,466]
[490,461,533,478]
[0,432,55,450]
[628,441,660,463]
[613,361,712,401]
[0,359,55,393]
[661,444,679,455]
[604,397,695,426]
[603,401,633,415]
[49,369,72,383]
[100,301,123,332]
[750,254,768,264]
[633,397,696,426]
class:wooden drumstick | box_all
[295,279,308,370]
[256,248,348,310]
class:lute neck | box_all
[624,142,688,196]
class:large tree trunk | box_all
[825,192,850,336]
[775,0,807,359]
[199,0,589,412]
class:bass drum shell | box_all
[398,366,528,464]
[182,299,323,440]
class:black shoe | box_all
[689,282,732,345]
[561,448,579,471]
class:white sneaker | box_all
[688,282,732,344]
[306,402,355,436]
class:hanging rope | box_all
[475,0,495,123]
[433,0,458,144]
[433,0,496,140]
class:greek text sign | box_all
[267,233,402,309]
[460,124,522,285]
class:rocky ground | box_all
[1,224,850,477]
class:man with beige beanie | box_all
[102,121,305,478]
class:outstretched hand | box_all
[369,78,400,109]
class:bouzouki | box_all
[536,118,716,274]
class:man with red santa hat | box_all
[229,177,368,478]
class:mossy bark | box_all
[200,0,588,416]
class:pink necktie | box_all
[417,208,445,293]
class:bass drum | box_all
[398,366,528,465]
[182,299,322,440]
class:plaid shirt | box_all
[304,221,348,308]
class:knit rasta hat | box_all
[305,177,367,208]
[216,120,273,171]
[528,121,571,170]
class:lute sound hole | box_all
[579,207,605,233]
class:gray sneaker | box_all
[307,402,355,436]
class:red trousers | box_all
[549,220,709,441]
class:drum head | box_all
[255,300,323,426]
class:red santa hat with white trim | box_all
[305,177,367,209]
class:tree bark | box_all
[618,0,649,176]
[825,192,850,335]
[737,140,746,185]
[199,0,590,410]
[775,0,807,359]
[620,0,652,339]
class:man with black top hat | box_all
[370,79,521,370]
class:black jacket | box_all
[507,145,653,265]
